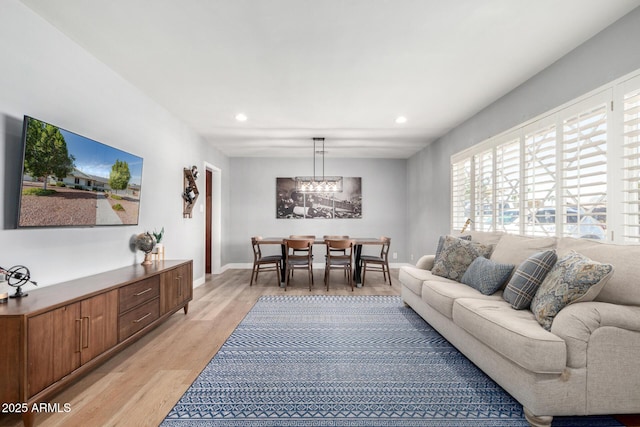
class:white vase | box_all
[155,243,165,260]
[0,278,9,303]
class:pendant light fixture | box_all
[295,138,343,193]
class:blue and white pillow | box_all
[432,235,493,282]
[434,234,471,262]
[531,251,613,331]
[502,250,557,310]
[461,256,514,295]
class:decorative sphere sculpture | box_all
[135,232,156,265]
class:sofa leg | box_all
[524,407,552,427]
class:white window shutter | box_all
[474,149,494,231]
[494,139,521,232]
[622,83,640,242]
[523,123,557,237]
[451,158,472,233]
[561,102,608,239]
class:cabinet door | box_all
[177,263,193,306]
[28,303,81,397]
[161,264,192,314]
[80,290,118,364]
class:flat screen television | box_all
[17,116,144,227]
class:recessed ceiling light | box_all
[395,116,407,124]
[235,113,248,122]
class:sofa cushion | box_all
[453,298,567,374]
[415,254,436,271]
[461,256,514,295]
[531,251,614,331]
[432,236,493,281]
[421,280,504,319]
[399,266,455,296]
[557,237,640,305]
[490,233,557,271]
[502,250,558,310]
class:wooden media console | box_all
[0,260,193,427]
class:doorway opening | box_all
[204,163,221,275]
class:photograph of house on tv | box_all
[18,116,144,227]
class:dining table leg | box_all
[353,243,363,286]
[279,243,287,287]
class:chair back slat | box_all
[325,239,353,251]
[251,236,263,261]
[379,237,391,258]
[284,239,314,262]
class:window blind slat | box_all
[622,87,640,242]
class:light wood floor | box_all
[2,268,638,427]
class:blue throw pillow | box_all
[502,250,558,310]
[461,256,514,295]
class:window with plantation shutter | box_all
[450,69,640,243]
[523,123,557,237]
[622,82,640,242]
[561,101,608,239]
[494,139,521,232]
[451,159,471,232]
[474,149,493,231]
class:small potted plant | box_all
[152,227,165,259]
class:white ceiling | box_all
[19,0,640,158]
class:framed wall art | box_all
[276,177,362,219]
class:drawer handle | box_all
[83,316,90,349]
[76,318,82,353]
[134,288,153,296]
[133,312,152,323]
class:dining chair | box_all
[324,239,354,291]
[361,236,392,286]
[288,235,315,278]
[284,238,314,291]
[324,235,350,277]
[250,236,282,286]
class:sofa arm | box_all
[551,302,640,368]
[415,255,436,270]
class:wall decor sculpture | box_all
[276,177,362,219]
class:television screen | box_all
[18,116,144,227]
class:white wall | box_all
[227,157,408,264]
[406,6,640,260]
[0,0,230,288]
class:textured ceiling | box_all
[20,0,640,158]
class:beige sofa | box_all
[399,231,640,427]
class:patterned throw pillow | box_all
[432,235,493,282]
[461,256,515,295]
[502,250,557,310]
[530,251,614,331]
[434,234,472,262]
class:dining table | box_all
[258,237,386,287]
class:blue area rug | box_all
[162,295,621,426]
